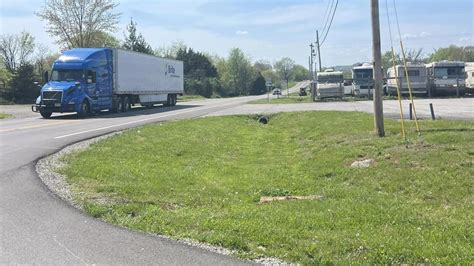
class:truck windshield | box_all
[434,67,464,78]
[354,69,373,79]
[51,70,83,82]
[318,75,343,83]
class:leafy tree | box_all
[254,60,272,73]
[382,48,426,71]
[10,64,38,103]
[155,40,187,59]
[274,57,295,93]
[90,32,121,48]
[221,48,255,96]
[0,66,13,102]
[36,0,120,48]
[249,72,267,95]
[176,48,219,97]
[292,64,310,81]
[261,69,280,88]
[428,45,474,62]
[0,31,35,72]
[122,18,153,55]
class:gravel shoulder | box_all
[0,104,39,119]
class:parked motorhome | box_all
[426,61,465,96]
[352,63,374,97]
[386,63,428,96]
[316,69,344,99]
[465,62,474,93]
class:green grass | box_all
[178,95,208,102]
[60,112,473,264]
[0,113,12,119]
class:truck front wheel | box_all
[79,100,90,117]
[40,110,52,119]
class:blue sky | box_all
[1,0,473,67]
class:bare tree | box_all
[0,31,35,72]
[36,0,121,48]
[274,57,295,95]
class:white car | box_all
[272,88,281,95]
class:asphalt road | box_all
[1,81,472,264]
[0,81,308,265]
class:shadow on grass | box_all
[423,128,474,133]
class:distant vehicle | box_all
[386,63,428,96]
[465,62,474,93]
[316,69,344,99]
[352,63,374,97]
[343,79,353,95]
[32,48,184,118]
[299,87,307,96]
[272,88,282,95]
[426,61,465,96]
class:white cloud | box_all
[236,30,248,35]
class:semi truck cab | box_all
[32,48,114,118]
[32,48,184,119]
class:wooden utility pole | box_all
[316,30,322,72]
[309,43,314,80]
[371,0,385,137]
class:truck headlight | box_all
[35,96,41,104]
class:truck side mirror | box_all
[44,71,49,83]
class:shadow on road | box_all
[46,104,200,120]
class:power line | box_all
[320,0,339,47]
[320,0,335,39]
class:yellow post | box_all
[390,47,406,139]
[400,41,420,133]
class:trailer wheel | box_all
[165,94,172,106]
[40,110,52,119]
[122,96,130,112]
[79,100,90,117]
[171,94,177,106]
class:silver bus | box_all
[426,61,465,96]
[386,63,428,96]
[316,69,344,99]
[352,63,374,97]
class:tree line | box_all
[1,0,472,103]
[381,46,474,71]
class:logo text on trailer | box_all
[165,64,180,78]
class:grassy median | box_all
[60,112,473,264]
[0,113,12,119]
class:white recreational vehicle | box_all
[426,61,465,96]
[316,69,344,99]
[465,62,474,93]
[386,63,428,96]
[352,63,374,97]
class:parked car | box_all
[299,87,307,96]
[272,88,281,95]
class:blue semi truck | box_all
[32,48,184,118]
